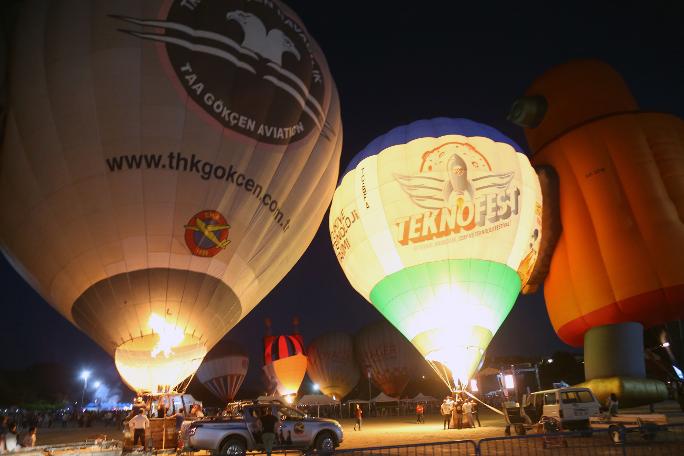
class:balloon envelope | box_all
[1,0,341,393]
[355,321,417,397]
[197,343,249,402]
[264,334,305,364]
[519,60,684,346]
[306,332,360,399]
[263,354,308,397]
[332,118,541,389]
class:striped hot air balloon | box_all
[263,334,307,397]
[307,332,359,400]
[197,343,249,402]
[0,0,341,394]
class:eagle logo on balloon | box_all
[112,7,334,142]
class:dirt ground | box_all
[32,401,684,451]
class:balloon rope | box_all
[461,389,504,416]
[426,359,455,392]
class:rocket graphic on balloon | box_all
[510,60,684,406]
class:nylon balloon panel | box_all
[1,0,341,394]
[306,332,359,399]
[331,128,542,387]
[263,353,308,396]
[355,321,415,397]
[331,134,541,296]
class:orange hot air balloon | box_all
[510,60,684,406]
[263,334,308,399]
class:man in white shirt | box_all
[128,409,150,451]
[440,396,453,430]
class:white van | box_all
[521,387,600,430]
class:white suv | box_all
[522,387,600,430]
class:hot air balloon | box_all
[197,342,249,403]
[331,118,542,391]
[355,321,418,397]
[263,334,308,399]
[510,60,684,406]
[307,332,360,400]
[0,0,341,394]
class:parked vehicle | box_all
[590,412,668,443]
[180,399,343,455]
[521,387,600,431]
[505,387,601,434]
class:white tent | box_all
[371,392,399,403]
[298,394,341,418]
[410,393,439,403]
[345,398,370,404]
[298,394,340,406]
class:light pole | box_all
[366,366,371,411]
[93,381,101,406]
[80,370,91,409]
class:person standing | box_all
[440,397,453,430]
[470,399,481,427]
[156,400,167,419]
[128,408,150,452]
[415,403,424,424]
[257,408,278,456]
[353,404,363,431]
[606,393,619,417]
[3,422,18,452]
[453,398,464,429]
[20,426,37,448]
[462,400,473,428]
[174,408,185,432]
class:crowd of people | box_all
[125,397,206,452]
[440,394,481,429]
[0,398,207,453]
[0,409,132,453]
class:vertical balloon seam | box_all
[604,123,666,323]
[245,140,339,312]
[554,139,612,337]
[243,82,338,273]
[548,154,586,341]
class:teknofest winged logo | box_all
[112,0,332,144]
[393,142,521,245]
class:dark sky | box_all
[2,1,684,394]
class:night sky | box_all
[2,1,684,395]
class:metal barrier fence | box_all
[334,439,477,455]
[333,424,684,455]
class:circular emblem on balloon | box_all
[184,210,231,257]
[115,0,327,144]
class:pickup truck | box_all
[181,399,343,455]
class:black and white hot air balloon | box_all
[0,0,341,394]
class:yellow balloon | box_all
[330,118,541,389]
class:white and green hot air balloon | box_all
[0,0,341,394]
[330,118,541,390]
